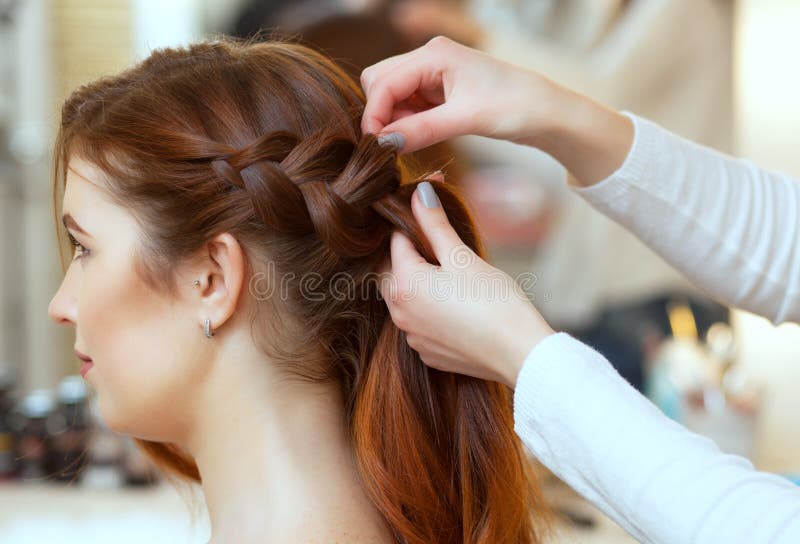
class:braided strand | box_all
[209,130,402,258]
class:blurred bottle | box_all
[645,303,761,459]
[45,375,91,483]
[14,389,55,481]
[0,363,18,479]
[80,395,124,489]
[645,300,710,422]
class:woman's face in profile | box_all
[48,156,206,440]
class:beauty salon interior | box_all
[1,1,799,543]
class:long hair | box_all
[52,36,553,543]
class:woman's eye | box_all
[68,233,90,260]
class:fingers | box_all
[360,49,416,95]
[378,230,430,303]
[360,36,455,98]
[360,35,461,138]
[362,52,444,137]
[412,181,474,267]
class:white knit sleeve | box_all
[572,111,800,325]
[513,332,800,543]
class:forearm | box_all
[515,79,800,324]
[573,113,800,325]
[514,333,800,544]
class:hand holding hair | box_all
[361,35,633,187]
[379,177,554,388]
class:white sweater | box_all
[513,112,800,543]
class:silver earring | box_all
[204,318,215,338]
[196,282,214,338]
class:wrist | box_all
[503,73,567,146]
[500,319,555,390]
[482,69,565,145]
[525,87,634,187]
[514,77,582,148]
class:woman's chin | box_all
[96,397,125,433]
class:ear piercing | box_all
[193,279,215,339]
[204,317,215,338]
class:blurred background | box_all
[0,0,799,542]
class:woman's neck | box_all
[181,348,391,542]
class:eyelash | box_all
[68,233,90,260]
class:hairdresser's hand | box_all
[361,36,634,187]
[361,35,554,153]
[379,181,554,389]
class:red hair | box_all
[52,36,553,543]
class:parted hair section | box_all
[51,37,554,543]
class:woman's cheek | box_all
[95,320,195,439]
[78,248,200,439]
[94,348,177,437]
[76,267,152,429]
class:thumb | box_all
[412,181,471,268]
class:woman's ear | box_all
[194,232,247,335]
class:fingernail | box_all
[417,181,440,208]
[377,132,405,151]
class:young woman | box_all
[46,37,553,543]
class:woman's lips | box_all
[75,349,93,378]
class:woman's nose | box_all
[48,276,78,327]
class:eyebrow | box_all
[62,213,93,239]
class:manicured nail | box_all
[417,181,440,208]
[377,132,405,151]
